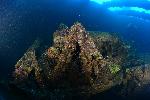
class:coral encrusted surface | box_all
[11,22,150,100]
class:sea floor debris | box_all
[10,22,150,99]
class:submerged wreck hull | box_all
[10,22,150,99]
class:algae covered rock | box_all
[11,22,150,99]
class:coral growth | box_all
[13,40,43,86]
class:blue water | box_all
[0,0,150,99]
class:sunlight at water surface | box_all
[90,0,111,4]
[108,7,150,15]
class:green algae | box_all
[109,64,121,74]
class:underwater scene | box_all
[0,0,150,100]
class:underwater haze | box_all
[0,0,150,100]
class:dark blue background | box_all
[0,0,150,84]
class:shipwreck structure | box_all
[12,22,150,99]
